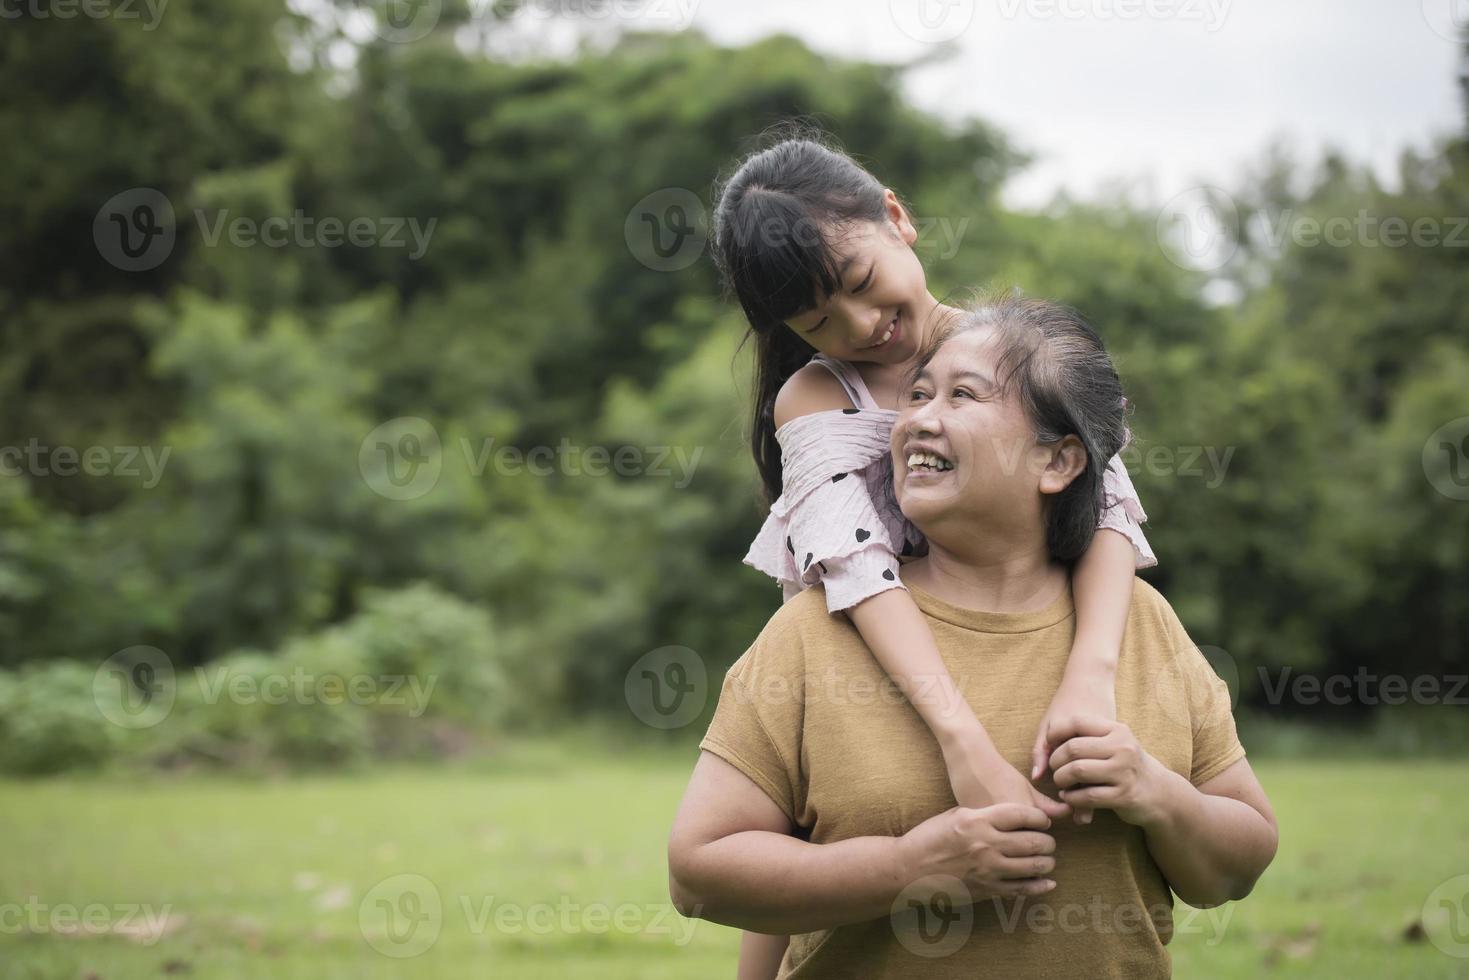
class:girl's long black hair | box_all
[711,127,904,508]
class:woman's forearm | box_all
[1069,528,1137,677]
[1140,768,1278,908]
[675,829,907,934]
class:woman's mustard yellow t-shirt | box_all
[698,574,1245,979]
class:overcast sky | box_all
[661,0,1467,208]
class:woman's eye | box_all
[953,387,974,400]
[908,389,928,402]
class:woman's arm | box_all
[847,590,1068,816]
[669,752,1059,934]
[668,752,912,934]
[1047,718,1278,907]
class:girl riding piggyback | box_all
[710,131,1156,978]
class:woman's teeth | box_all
[907,452,953,472]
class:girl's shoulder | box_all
[773,359,859,430]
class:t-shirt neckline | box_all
[903,573,1075,634]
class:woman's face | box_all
[781,191,931,365]
[890,328,1084,540]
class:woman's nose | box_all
[905,397,944,436]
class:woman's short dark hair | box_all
[906,292,1128,562]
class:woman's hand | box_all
[940,725,1071,820]
[1047,714,1170,828]
[894,803,1059,902]
[1030,663,1118,825]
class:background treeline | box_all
[2,1,1466,772]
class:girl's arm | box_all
[737,932,789,980]
[847,589,1070,817]
[1029,527,1135,822]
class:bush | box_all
[0,583,511,775]
[0,661,119,775]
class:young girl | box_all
[711,133,1156,978]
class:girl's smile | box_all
[857,310,902,355]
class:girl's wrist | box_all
[934,718,1004,764]
[1064,644,1120,680]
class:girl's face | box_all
[782,191,932,365]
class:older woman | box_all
[666,296,1277,979]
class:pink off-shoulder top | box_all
[743,354,1156,612]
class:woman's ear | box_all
[883,188,918,246]
[1038,435,1088,496]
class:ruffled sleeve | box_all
[1098,449,1157,569]
[743,409,922,614]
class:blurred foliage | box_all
[0,4,1465,773]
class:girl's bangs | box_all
[725,194,845,331]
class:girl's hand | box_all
[940,726,1070,820]
[1029,664,1118,825]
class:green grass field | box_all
[2,742,1467,978]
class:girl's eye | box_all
[850,264,874,294]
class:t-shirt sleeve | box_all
[697,634,807,824]
[1162,609,1246,785]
